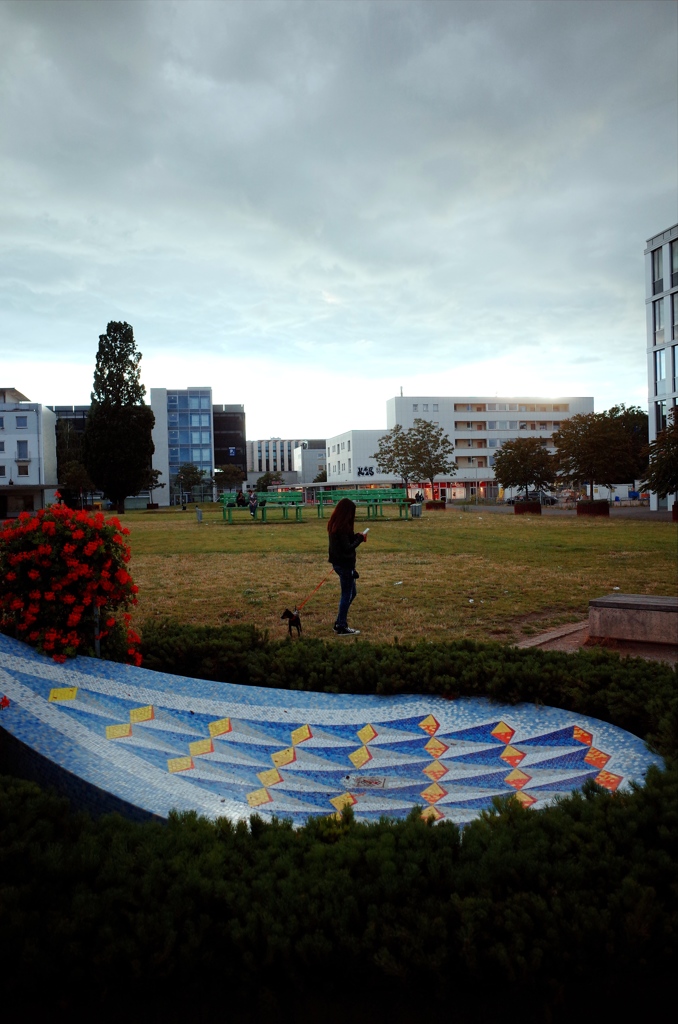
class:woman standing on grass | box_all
[328,497,367,636]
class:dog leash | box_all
[296,569,334,611]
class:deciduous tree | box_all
[407,418,456,487]
[492,437,556,499]
[215,464,245,491]
[372,424,417,486]
[642,412,678,499]
[553,411,642,500]
[82,322,155,512]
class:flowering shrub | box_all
[0,500,141,665]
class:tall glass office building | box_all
[150,388,214,503]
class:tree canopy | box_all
[82,322,155,511]
[553,410,646,500]
[215,464,245,490]
[255,471,283,492]
[642,412,678,499]
[372,420,456,486]
[492,437,556,497]
[176,463,207,493]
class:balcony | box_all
[15,450,31,462]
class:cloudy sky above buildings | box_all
[1,0,676,438]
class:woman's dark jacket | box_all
[328,531,365,569]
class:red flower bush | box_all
[0,503,141,665]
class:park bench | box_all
[589,594,678,645]
[221,502,303,524]
[316,488,411,519]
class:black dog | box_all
[281,608,302,637]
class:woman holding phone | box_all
[327,497,368,636]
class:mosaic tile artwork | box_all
[0,632,661,826]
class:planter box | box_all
[673,505,678,522]
[589,594,678,645]
[577,501,609,517]
[146,503,159,510]
[425,501,446,511]
[514,501,541,515]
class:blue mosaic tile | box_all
[0,631,663,826]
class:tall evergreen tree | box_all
[83,322,155,512]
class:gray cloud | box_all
[0,0,676,407]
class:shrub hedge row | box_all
[1,622,676,1019]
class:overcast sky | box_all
[1,0,676,438]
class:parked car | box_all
[505,492,557,505]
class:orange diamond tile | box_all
[291,724,312,745]
[573,726,593,745]
[247,788,273,808]
[425,737,449,759]
[349,745,372,769]
[595,770,623,792]
[271,747,297,768]
[514,791,537,808]
[330,792,357,812]
[258,768,283,787]
[585,747,610,769]
[357,723,377,745]
[189,738,214,757]
[419,714,440,737]
[492,720,515,744]
[130,705,154,724]
[500,744,525,767]
[167,756,194,773]
[421,806,444,822]
[106,723,132,740]
[421,782,447,804]
[504,768,530,790]
[423,760,448,782]
[209,717,232,738]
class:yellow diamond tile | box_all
[492,720,515,744]
[418,714,440,736]
[189,738,214,757]
[504,768,530,790]
[330,792,357,812]
[357,723,377,744]
[291,724,312,745]
[247,788,273,808]
[573,726,592,746]
[514,791,537,807]
[421,782,447,805]
[48,687,78,702]
[423,760,448,782]
[105,723,132,740]
[258,768,283,787]
[209,717,232,738]
[349,745,372,769]
[424,737,448,759]
[168,756,194,773]
[500,745,525,766]
[421,806,444,822]
[130,705,154,724]
[584,747,610,769]
[271,747,297,768]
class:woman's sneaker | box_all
[333,626,360,636]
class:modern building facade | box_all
[293,442,327,484]
[150,388,214,505]
[0,388,58,517]
[213,404,246,475]
[645,224,678,512]
[326,395,594,499]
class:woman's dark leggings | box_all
[333,564,357,628]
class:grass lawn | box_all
[124,504,678,645]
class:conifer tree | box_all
[83,322,155,512]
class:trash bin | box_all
[411,503,422,518]
[195,508,203,523]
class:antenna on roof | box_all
[400,386,403,397]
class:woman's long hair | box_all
[327,497,356,534]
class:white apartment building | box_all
[327,395,594,499]
[645,224,678,512]
[293,444,326,483]
[0,388,58,517]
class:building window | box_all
[422,404,428,412]
[432,404,438,412]
[16,440,28,458]
[673,345,678,391]
[0,417,3,429]
[412,404,418,412]
[672,294,678,341]
[16,416,27,428]
[655,349,667,394]
[656,400,667,432]
[348,458,351,472]
[347,440,351,451]
[652,247,663,294]
[17,464,29,476]
[342,463,345,472]
[0,466,5,477]
[341,441,345,450]
[0,441,3,452]
[672,240,678,288]
[654,298,665,344]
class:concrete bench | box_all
[589,594,678,646]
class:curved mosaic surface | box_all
[0,633,660,826]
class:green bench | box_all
[316,489,411,519]
[220,496,303,523]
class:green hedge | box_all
[1,622,677,1018]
